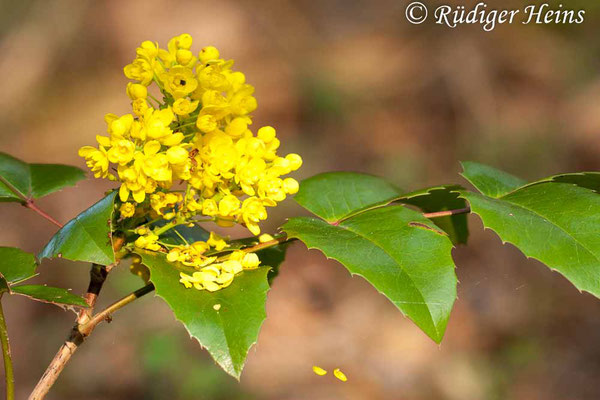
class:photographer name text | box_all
[405,2,585,31]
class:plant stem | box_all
[78,284,154,336]
[0,296,15,400]
[28,284,154,400]
[23,201,63,228]
[422,206,471,219]
[0,174,63,228]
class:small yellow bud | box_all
[126,83,148,100]
[225,117,249,137]
[259,233,274,243]
[283,178,299,195]
[312,366,327,376]
[241,252,260,269]
[167,249,180,262]
[285,153,303,171]
[177,34,193,49]
[176,49,193,65]
[199,46,220,63]
[166,146,189,164]
[119,202,136,218]
[257,126,276,143]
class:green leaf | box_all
[460,180,600,297]
[0,274,9,294]
[460,161,527,198]
[39,192,117,265]
[10,285,89,307]
[138,251,270,378]
[282,205,457,343]
[399,185,469,244]
[257,243,289,285]
[0,247,37,284]
[522,172,600,193]
[294,172,402,223]
[0,152,85,203]
[154,221,209,246]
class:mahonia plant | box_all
[79,34,301,293]
[0,33,599,400]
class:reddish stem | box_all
[23,201,63,228]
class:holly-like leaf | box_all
[294,172,402,223]
[461,161,527,198]
[399,185,469,244]
[0,152,85,203]
[459,163,600,297]
[0,247,37,284]
[283,205,457,343]
[10,285,89,307]
[39,192,117,265]
[154,221,210,246]
[138,251,271,378]
[257,243,289,285]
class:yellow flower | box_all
[126,83,148,100]
[119,202,136,218]
[241,252,260,269]
[160,65,198,98]
[79,146,110,179]
[124,57,153,86]
[225,117,250,138]
[239,197,267,235]
[207,232,228,251]
[196,114,218,133]
[107,139,135,166]
[172,98,199,115]
[333,368,347,382]
[166,146,189,164]
[134,233,161,251]
[143,108,175,141]
[219,195,240,217]
[312,366,327,376]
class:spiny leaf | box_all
[39,192,117,265]
[10,285,89,307]
[399,185,469,244]
[460,178,600,297]
[283,205,457,343]
[0,152,85,203]
[460,161,527,198]
[0,247,37,284]
[294,172,402,223]
[138,251,270,378]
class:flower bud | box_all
[199,46,220,63]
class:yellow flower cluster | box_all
[78,34,302,292]
[178,250,260,292]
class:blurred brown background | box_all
[1,0,600,399]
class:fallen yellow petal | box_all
[312,366,327,376]
[333,368,347,382]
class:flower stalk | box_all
[0,295,15,400]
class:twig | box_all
[0,295,15,400]
[422,206,471,219]
[28,284,154,400]
[76,236,125,325]
[23,201,63,228]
